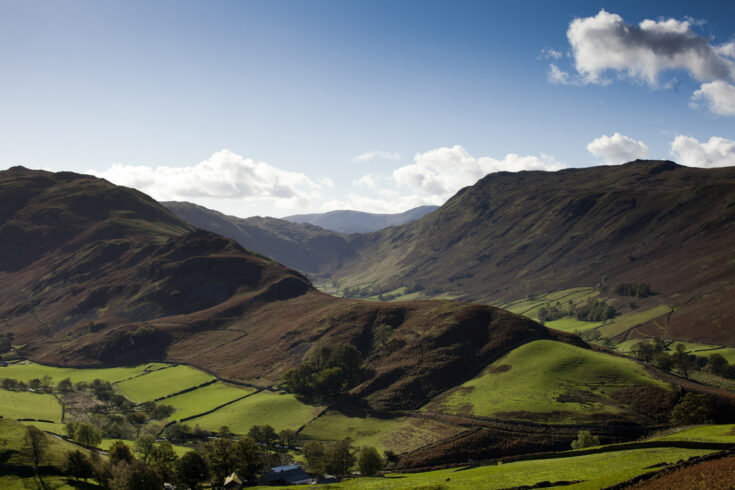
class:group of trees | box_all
[283,343,364,400]
[613,282,652,298]
[631,339,735,380]
[536,298,617,324]
[303,438,383,477]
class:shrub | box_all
[570,430,599,449]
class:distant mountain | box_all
[329,160,735,346]
[163,201,356,274]
[0,167,575,411]
[283,205,439,233]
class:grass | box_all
[0,419,87,468]
[0,361,168,385]
[545,317,602,333]
[498,287,599,317]
[422,340,669,424]
[163,381,255,421]
[652,424,735,444]
[0,475,102,490]
[184,390,323,434]
[300,411,464,454]
[100,438,192,457]
[21,420,67,434]
[114,364,214,402]
[293,447,715,489]
[0,389,63,422]
[597,305,671,339]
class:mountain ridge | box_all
[282,205,439,233]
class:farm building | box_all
[257,464,314,485]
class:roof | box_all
[262,465,312,483]
[224,472,242,486]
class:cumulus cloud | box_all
[586,133,650,164]
[670,135,735,167]
[691,80,735,115]
[547,64,574,85]
[352,174,378,188]
[392,145,566,198]
[567,10,735,86]
[92,149,323,209]
[353,150,402,163]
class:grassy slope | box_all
[114,364,214,402]
[0,361,167,385]
[423,340,669,423]
[0,389,62,422]
[184,391,323,434]
[163,381,256,421]
[296,447,714,490]
[300,411,465,454]
[0,418,86,468]
[653,424,735,444]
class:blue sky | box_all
[1,0,734,217]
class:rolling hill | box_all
[0,166,577,411]
[282,205,439,233]
[327,160,735,346]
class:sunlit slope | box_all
[423,340,670,424]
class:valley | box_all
[1,163,735,488]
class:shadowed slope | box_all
[0,167,573,410]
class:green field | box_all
[114,364,215,402]
[185,390,324,434]
[163,381,256,421]
[0,418,88,468]
[597,304,671,339]
[0,389,62,422]
[100,438,193,457]
[498,287,599,317]
[423,340,669,423]
[0,361,168,385]
[300,411,464,454]
[653,424,735,444]
[545,317,602,333]
[306,447,714,489]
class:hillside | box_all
[282,205,439,233]
[328,161,735,346]
[0,167,575,411]
[163,201,355,274]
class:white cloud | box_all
[691,80,735,115]
[92,149,323,209]
[547,64,573,85]
[352,174,377,188]
[670,135,735,167]
[392,145,566,198]
[539,47,563,60]
[567,10,735,86]
[352,150,402,163]
[586,133,650,164]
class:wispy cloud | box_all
[353,150,402,163]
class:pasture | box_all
[114,364,214,402]
[422,340,669,423]
[163,380,256,421]
[0,389,62,422]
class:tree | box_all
[110,460,162,490]
[135,434,156,463]
[202,437,238,483]
[64,450,94,481]
[149,441,178,483]
[325,439,355,476]
[706,354,730,377]
[108,441,135,465]
[176,451,209,490]
[2,377,18,390]
[278,429,300,448]
[41,375,53,392]
[303,441,326,474]
[29,378,42,391]
[24,426,49,476]
[74,422,102,447]
[673,343,693,377]
[219,425,234,439]
[671,393,714,426]
[358,446,383,476]
[151,404,175,420]
[57,377,73,393]
[234,436,265,482]
[570,430,599,449]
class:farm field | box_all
[185,390,324,434]
[307,447,715,489]
[499,287,598,317]
[0,361,168,385]
[597,305,671,339]
[114,364,214,402]
[652,424,735,444]
[0,418,88,468]
[545,317,602,333]
[422,340,670,423]
[100,438,192,457]
[163,380,256,421]
[300,411,465,454]
[0,389,62,422]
